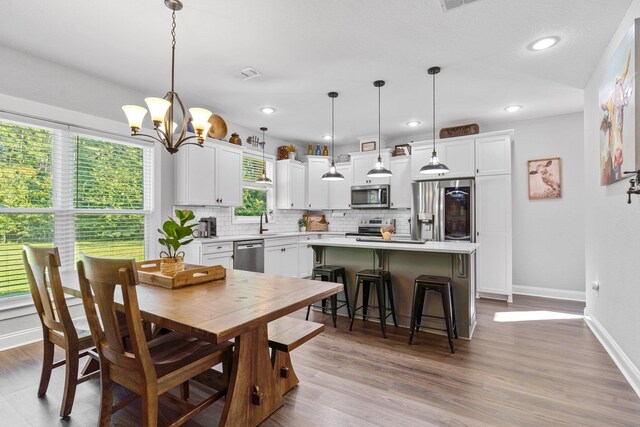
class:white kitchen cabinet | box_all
[350,151,392,185]
[174,140,243,207]
[389,156,411,209]
[180,241,234,270]
[276,160,306,209]
[329,163,353,210]
[476,134,512,176]
[264,237,299,277]
[297,234,320,278]
[304,156,330,209]
[476,174,512,300]
[410,139,474,180]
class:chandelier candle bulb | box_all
[122,105,148,131]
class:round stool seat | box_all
[415,275,451,285]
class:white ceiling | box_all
[0,0,633,145]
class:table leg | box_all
[219,325,284,427]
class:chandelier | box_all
[122,0,212,154]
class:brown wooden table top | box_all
[61,269,341,344]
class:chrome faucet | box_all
[259,211,269,234]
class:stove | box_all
[345,218,396,237]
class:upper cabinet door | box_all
[216,144,243,206]
[329,162,353,210]
[438,138,475,179]
[305,156,330,209]
[174,143,217,205]
[290,162,306,209]
[390,156,411,209]
[351,152,391,185]
[476,134,512,176]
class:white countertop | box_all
[305,237,478,254]
[193,231,346,244]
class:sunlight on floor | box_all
[493,310,583,322]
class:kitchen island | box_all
[306,237,479,339]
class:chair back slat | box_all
[77,254,154,380]
[22,245,74,338]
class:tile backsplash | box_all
[176,206,411,236]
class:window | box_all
[233,153,273,222]
[0,115,153,300]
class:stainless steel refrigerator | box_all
[410,179,475,242]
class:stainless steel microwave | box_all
[351,184,390,209]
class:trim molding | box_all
[513,285,585,302]
[0,326,41,352]
[584,308,640,398]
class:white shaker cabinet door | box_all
[390,156,411,209]
[476,134,511,176]
[175,143,217,205]
[216,144,243,207]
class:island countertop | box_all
[305,237,478,254]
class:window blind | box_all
[0,115,153,300]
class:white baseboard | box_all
[584,308,640,399]
[0,326,42,352]
[512,285,585,302]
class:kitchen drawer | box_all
[298,234,321,243]
[264,237,298,248]
[202,241,233,255]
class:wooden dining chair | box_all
[22,245,99,418]
[77,253,233,427]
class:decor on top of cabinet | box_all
[337,154,351,163]
[277,146,290,160]
[420,67,450,175]
[393,144,411,157]
[380,225,395,241]
[528,158,561,200]
[207,114,228,140]
[298,217,308,232]
[361,141,376,152]
[439,123,479,139]
[229,132,242,146]
[288,145,297,159]
[303,214,329,231]
[158,209,196,276]
[121,0,213,154]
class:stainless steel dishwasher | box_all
[233,240,264,273]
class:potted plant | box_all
[158,209,196,276]
[298,217,308,232]
[287,144,297,160]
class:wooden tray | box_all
[304,214,328,231]
[136,259,226,289]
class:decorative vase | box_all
[160,255,185,277]
[229,132,241,145]
[288,152,296,160]
[381,231,393,241]
[299,226,306,232]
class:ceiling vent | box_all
[235,67,262,81]
[439,0,479,12]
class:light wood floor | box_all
[1,295,639,426]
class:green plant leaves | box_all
[158,210,197,258]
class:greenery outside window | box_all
[0,115,153,300]
[233,152,273,222]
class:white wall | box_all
[583,0,640,396]
[483,113,586,299]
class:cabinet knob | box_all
[477,169,479,173]
[309,204,311,207]
[291,203,293,207]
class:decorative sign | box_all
[361,141,376,152]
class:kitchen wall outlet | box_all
[591,280,600,291]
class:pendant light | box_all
[420,67,449,175]
[256,127,273,184]
[122,0,213,154]
[322,92,345,181]
[367,80,392,178]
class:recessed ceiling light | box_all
[504,105,523,112]
[530,36,560,51]
[260,107,276,114]
[406,121,421,127]
[322,135,332,140]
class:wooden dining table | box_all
[60,268,341,426]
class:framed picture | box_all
[393,144,411,156]
[528,157,562,200]
[361,141,376,152]
[599,19,640,186]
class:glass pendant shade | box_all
[144,97,171,123]
[366,80,392,178]
[322,92,345,181]
[189,107,213,133]
[322,160,344,181]
[122,105,148,130]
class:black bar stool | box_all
[349,269,397,338]
[306,265,351,327]
[408,275,457,353]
